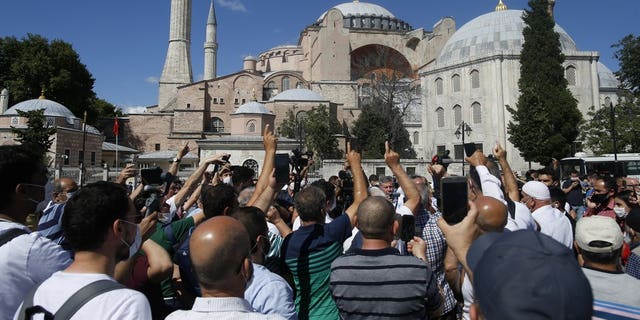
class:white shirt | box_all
[245,263,297,320]
[13,272,151,320]
[0,221,71,320]
[292,215,333,231]
[531,205,574,248]
[461,273,474,320]
[166,297,285,320]
[505,201,537,231]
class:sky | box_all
[1,0,638,112]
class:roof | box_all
[4,97,76,118]
[437,10,578,67]
[233,101,273,115]
[318,1,395,21]
[597,62,620,89]
[271,88,327,102]
[137,151,199,161]
[102,142,139,153]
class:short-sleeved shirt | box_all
[245,263,297,320]
[626,246,640,280]
[281,214,352,320]
[149,216,195,255]
[562,179,584,206]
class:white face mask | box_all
[119,220,142,259]
[223,176,233,186]
[614,207,628,218]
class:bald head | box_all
[357,196,396,239]
[474,196,507,233]
[53,177,78,203]
[189,216,251,292]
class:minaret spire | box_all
[158,0,193,111]
[495,0,508,11]
[203,0,218,81]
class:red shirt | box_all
[585,198,616,219]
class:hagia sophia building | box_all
[1,0,622,177]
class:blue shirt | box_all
[37,202,67,246]
[245,263,297,320]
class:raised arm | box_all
[168,143,190,177]
[492,143,520,202]
[173,153,228,207]
[385,141,419,214]
[115,163,136,185]
[248,125,277,206]
[345,142,367,227]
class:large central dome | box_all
[317,1,395,22]
[437,9,578,67]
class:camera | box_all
[291,149,313,170]
[338,170,354,211]
[138,167,175,222]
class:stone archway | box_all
[350,44,413,81]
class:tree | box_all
[613,34,640,97]
[580,97,640,154]
[352,96,416,159]
[507,0,582,164]
[278,105,342,159]
[11,109,56,159]
[0,34,115,124]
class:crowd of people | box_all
[1,126,640,320]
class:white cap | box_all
[575,216,623,253]
[522,181,550,200]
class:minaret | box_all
[203,0,218,80]
[158,0,193,111]
[547,0,556,19]
[0,88,9,114]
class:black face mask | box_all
[590,193,609,205]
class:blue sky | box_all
[1,0,638,111]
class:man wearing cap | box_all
[575,216,640,308]
[521,181,573,248]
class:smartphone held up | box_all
[440,176,469,225]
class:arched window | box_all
[452,74,461,92]
[267,81,276,88]
[242,159,259,179]
[246,120,256,133]
[604,97,611,107]
[470,70,480,89]
[472,102,482,124]
[566,66,576,86]
[436,107,445,128]
[282,76,290,91]
[296,82,304,89]
[413,131,420,145]
[453,105,462,126]
[211,117,224,133]
[435,78,443,95]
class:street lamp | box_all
[455,121,472,175]
[295,111,307,153]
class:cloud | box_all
[122,106,148,114]
[216,0,247,13]
[145,76,159,84]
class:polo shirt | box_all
[330,247,441,319]
[166,297,284,320]
[281,214,351,320]
[582,266,640,308]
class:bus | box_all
[559,153,640,181]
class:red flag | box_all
[113,117,120,137]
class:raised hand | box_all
[492,142,506,161]
[384,141,400,168]
[263,124,277,152]
[177,142,190,159]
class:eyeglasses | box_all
[123,214,143,224]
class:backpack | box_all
[162,224,201,296]
[17,280,125,320]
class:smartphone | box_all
[399,214,416,242]
[441,176,469,225]
[275,153,291,185]
[141,167,163,185]
[463,143,477,157]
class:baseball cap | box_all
[467,230,593,320]
[522,181,550,200]
[575,216,624,253]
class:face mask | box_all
[571,177,579,181]
[223,176,233,186]
[590,193,609,205]
[66,191,75,199]
[119,220,142,259]
[614,207,628,218]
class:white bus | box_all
[559,153,640,180]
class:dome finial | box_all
[353,0,359,3]
[38,87,46,100]
[495,0,508,11]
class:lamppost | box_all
[455,121,472,175]
[609,101,620,175]
[295,111,307,153]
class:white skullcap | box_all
[522,181,550,200]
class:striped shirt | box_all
[282,214,352,320]
[37,202,67,246]
[330,247,442,320]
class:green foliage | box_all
[11,109,56,159]
[0,34,116,124]
[278,105,342,159]
[507,0,582,164]
[613,34,640,97]
[352,96,416,159]
[580,95,640,154]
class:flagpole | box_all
[81,111,87,186]
[115,118,119,174]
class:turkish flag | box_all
[113,117,120,137]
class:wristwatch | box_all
[173,157,181,163]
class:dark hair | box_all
[231,206,268,254]
[615,190,636,209]
[379,176,394,184]
[232,166,255,185]
[570,169,579,175]
[596,175,617,194]
[294,186,326,222]
[537,168,557,182]
[201,184,237,218]
[582,246,621,265]
[0,145,46,210]
[368,174,379,182]
[310,179,336,203]
[626,207,640,233]
[63,182,130,251]
[549,187,566,208]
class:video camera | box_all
[338,170,354,211]
[139,167,175,217]
[291,149,314,169]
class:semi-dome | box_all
[233,101,272,115]
[318,1,395,22]
[4,96,76,118]
[437,10,578,67]
[597,62,620,89]
[271,89,326,102]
